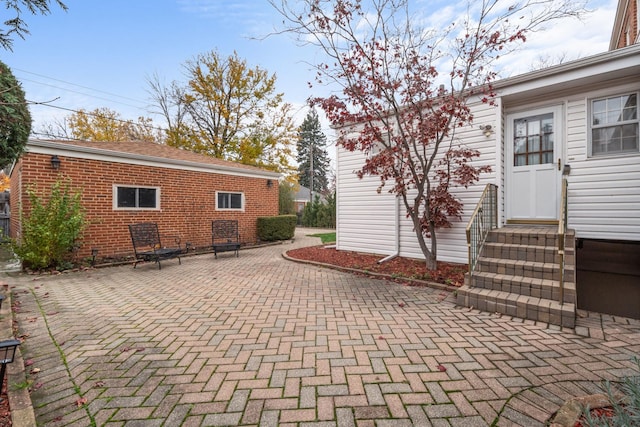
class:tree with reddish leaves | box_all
[271,0,586,269]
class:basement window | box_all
[114,186,160,210]
[216,192,243,211]
[590,93,639,157]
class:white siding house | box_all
[336,43,640,265]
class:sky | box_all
[3,0,620,160]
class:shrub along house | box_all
[9,139,280,264]
[335,43,640,326]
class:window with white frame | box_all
[367,132,390,160]
[114,185,160,209]
[216,191,243,210]
[590,93,639,157]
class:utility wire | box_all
[18,76,149,110]
[13,67,148,105]
[27,101,169,134]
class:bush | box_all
[257,215,296,241]
[301,192,336,228]
[582,357,640,426]
[279,181,296,215]
[13,180,86,271]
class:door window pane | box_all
[513,113,554,166]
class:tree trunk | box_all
[408,209,438,271]
[425,253,437,270]
[425,221,438,270]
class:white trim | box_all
[587,91,640,158]
[495,97,504,226]
[610,0,630,50]
[113,184,161,211]
[496,44,640,96]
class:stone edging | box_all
[549,393,619,427]
[1,286,37,427]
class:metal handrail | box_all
[466,184,498,277]
[557,177,568,304]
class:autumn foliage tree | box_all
[0,172,9,192]
[272,0,586,269]
[148,51,297,177]
[66,108,160,142]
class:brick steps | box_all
[457,288,575,326]
[470,271,575,304]
[456,226,576,328]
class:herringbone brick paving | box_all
[6,229,640,426]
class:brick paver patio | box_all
[5,228,640,426]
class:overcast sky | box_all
[4,0,619,155]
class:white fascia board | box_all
[26,140,281,180]
[495,44,640,97]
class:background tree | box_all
[53,107,160,142]
[0,172,9,191]
[297,108,330,195]
[273,0,586,269]
[0,60,31,168]
[1,0,67,51]
[278,181,296,215]
[149,50,296,177]
[301,192,336,228]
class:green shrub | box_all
[301,192,336,228]
[257,215,296,241]
[13,180,86,271]
[279,181,296,215]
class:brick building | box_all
[610,0,639,49]
[9,139,280,263]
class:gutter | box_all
[26,139,281,180]
[378,195,400,264]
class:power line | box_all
[27,101,169,134]
[18,76,149,111]
[13,67,148,106]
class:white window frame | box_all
[113,185,161,210]
[588,91,639,158]
[366,132,394,169]
[216,191,244,211]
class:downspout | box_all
[378,195,400,264]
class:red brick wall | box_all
[10,153,279,262]
[615,0,638,49]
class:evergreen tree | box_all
[0,61,31,168]
[296,109,329,196]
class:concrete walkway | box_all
[4,228,640,426]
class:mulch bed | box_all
[0,376,11,426]
[286,245,467,287]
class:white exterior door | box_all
[506,106,563,222]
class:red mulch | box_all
[0,376,11,426]
[286,245,467,287]
[574,406,623,427]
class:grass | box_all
[309,232,336,244]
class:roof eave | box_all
[26,139,281,179]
